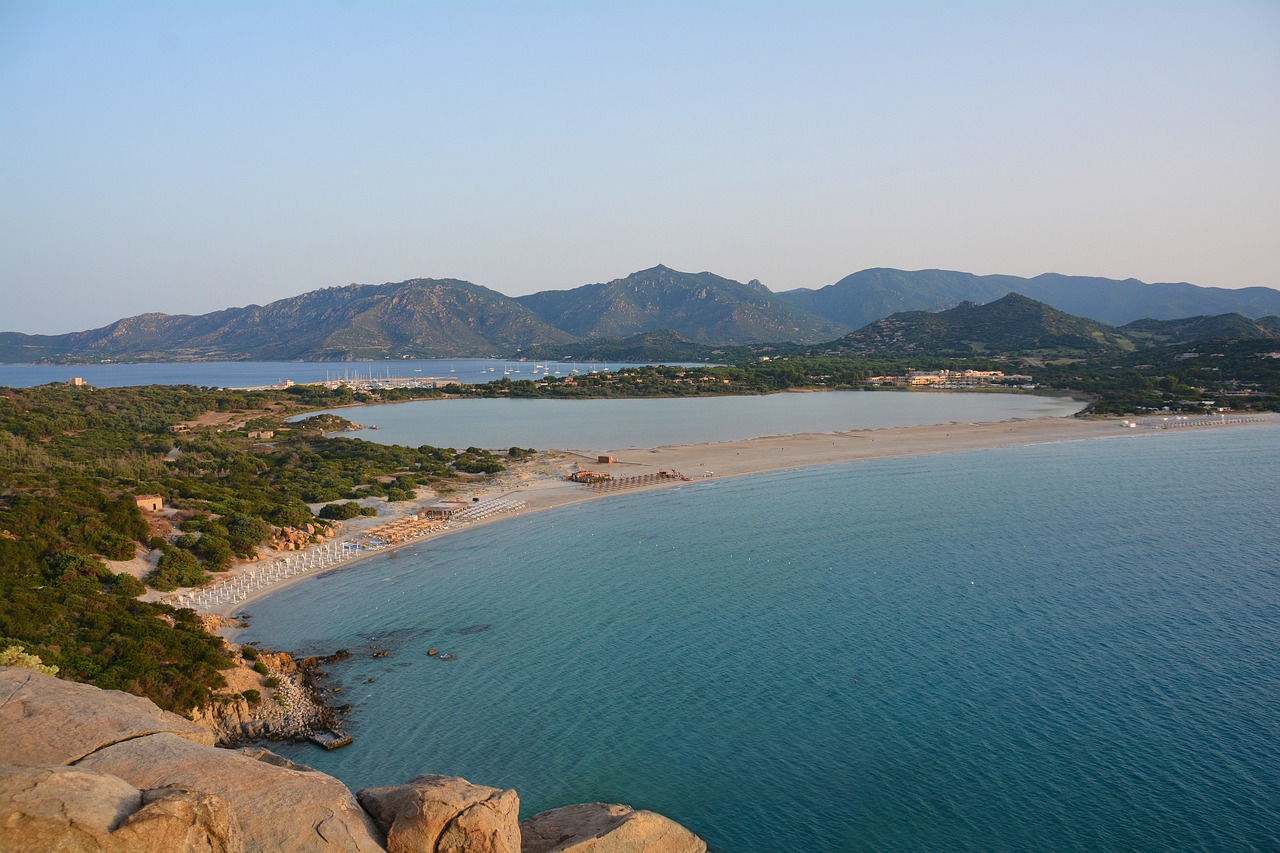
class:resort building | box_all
[901,369,1008,387]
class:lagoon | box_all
[319,391,1085,450]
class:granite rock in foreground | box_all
[359,773,520,853]
[0,666,215,765]
[0,666,707,852]
[0,763,243,852]
[520,803,707,853]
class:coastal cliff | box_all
[0,667,706,853]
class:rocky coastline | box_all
[193,648,348,747]
[0,665,707,852]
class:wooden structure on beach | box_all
[579,470,688,492]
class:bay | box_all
[0,359,654,389]
[235,423,1280,853]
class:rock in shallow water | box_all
[519,802,707,853]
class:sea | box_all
[233,422,1280,853]
[0,359,656,390]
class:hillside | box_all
[782,268,1280,328]
[516,265,846,345]
[0,279,575,362]
[4,265,1279,364]
[829,293,1137,357]
[1118,313,1280,345]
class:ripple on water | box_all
[238,425,1280,853]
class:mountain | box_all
[5,265,1279,364]
[782,268,1280,328]
[828,293,1136,356]
[0,279,575,362]
[516,265,846,345]
[1118,313,1280,346]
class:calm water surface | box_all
[319,392,1084,449]
[0,359,655,389]
[237,424,1280,853]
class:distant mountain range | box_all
[781,268,1280,329]
[3,265,1278,363]
[516,265,847,345]
[824,294,1279,358]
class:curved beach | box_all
[202,412,1274,618]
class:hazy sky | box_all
[2,1,1277,334]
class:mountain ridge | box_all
[779,268,1280,328]
[515,265,845,345]
[3,266,1278,363]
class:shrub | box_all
[264,676,280,689]
[146,548,207,591]
[0,644,58,675]
[110,573,146,598]
[241,689,261,705]
[253,660,269,675]
[319,501,363,520]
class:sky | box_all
[1,1,1278,335]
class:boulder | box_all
[519,803,706,853]
[77,733,384,852]
[0,667,215,766]
[358,773,520,853]
[0,763,243,852]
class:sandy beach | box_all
[194,411,1276,620]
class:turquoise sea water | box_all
[237,425,1280,853]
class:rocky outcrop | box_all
[0,668,382,852]
[0,667,707,852]
[358,774,520,853]
[0,666,214,765]
[78,733,384,851]
[0,764,243,852]
[270,523,335,551]
[520,803,707,853]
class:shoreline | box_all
[210,412,1278,625]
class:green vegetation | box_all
[1,644,59,675]
[0,382,512,712]
[2,313,1274,714]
